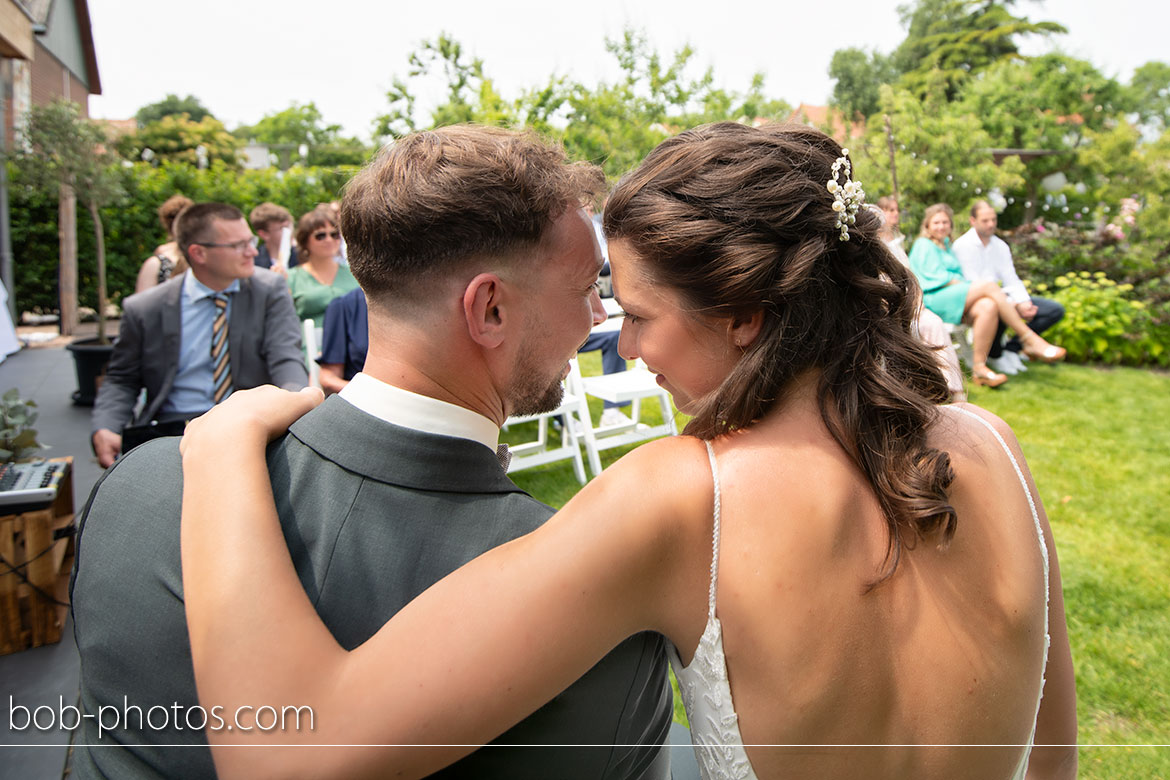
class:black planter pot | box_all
[66,337,115,407]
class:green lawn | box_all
[509,357,1170,775]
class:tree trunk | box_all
[884,115,899,202]
[1023,180,1038,224]
[58,181,78,335]
[87,199,109,345]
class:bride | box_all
[180,122,1077,779]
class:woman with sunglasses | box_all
[286,205,359,328]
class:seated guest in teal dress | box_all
[286,205,360,329]
[908,203,1064,388]
[908,212,969,326]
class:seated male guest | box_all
[90,202,308,467]
[953,200,1066,374]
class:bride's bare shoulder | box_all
[930,402,1022,462]
[573,434,718,539]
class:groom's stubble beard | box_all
[507,332,567,417]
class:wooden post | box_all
[884,115,899,203]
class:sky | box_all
[85,0,1167,141]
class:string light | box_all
[879,133,1107,222]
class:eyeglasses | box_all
[313,230,341,241]
[196,236,259,253]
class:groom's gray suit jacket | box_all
[70,396,672,779]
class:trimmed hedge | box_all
[9,161,359,312]
[11,161,1170,367]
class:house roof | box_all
[22,0,49,24]
[786,103,867,141]
[72,0,100,94]
[27,0,100,94]
[95,117,135,137]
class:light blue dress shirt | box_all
[160,272,241,417]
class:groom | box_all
[71,127,672,778]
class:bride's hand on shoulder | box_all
[180,385,324,457]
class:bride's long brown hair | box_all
[604,122,956,584]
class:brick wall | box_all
[30,39,88,115]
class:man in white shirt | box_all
[953,200,1065,374]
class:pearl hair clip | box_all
[827,149,865,241]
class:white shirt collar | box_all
[182,269,241,302]
[338,372,500,452]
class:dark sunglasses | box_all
[313,230,341,241]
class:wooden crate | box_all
[0,458,75,655]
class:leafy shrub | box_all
[0,388,47,462]
[1008,216,1170,297]
[1041,273,1169,367]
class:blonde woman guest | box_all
[180,124,1076,780]
[134,195,192,293]
[286,206,359,328]
[877,196,965,400]
[908,203,1063,388]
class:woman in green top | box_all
[908,203,1064,388]
[286,206,360,329]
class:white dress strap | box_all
[946,407,1050,611]
[704,440,721,618]
[945,406,1052,780]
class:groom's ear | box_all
[462,273,510,349]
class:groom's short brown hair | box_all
[339,125,604,305]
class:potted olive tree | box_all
[12,100,125,405]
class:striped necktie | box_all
[211,294,232,403]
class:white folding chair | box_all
[578,358,678,477]
[302,318,322,390]
[504,359,593,484]
[944,322,975,368]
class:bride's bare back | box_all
[654,399,1061,779]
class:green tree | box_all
[957,54,1124,221]
[1127,61,1170,131]
[559,30,712,177]
[235,102,369,167]
[893,0,1066,100]
[828,47,898,124]
[10,100,125,339]
[372,29,791,181]
[853,85,1025,231]
[117,114,243,168]
[373,34,519,139]
[135,93,213,127]
[560,30,790,179]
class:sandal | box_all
[1021,335,1066,364]
[971,365,1009,388]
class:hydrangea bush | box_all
[1039,273,1170,367]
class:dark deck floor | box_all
[1,343,108,779]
